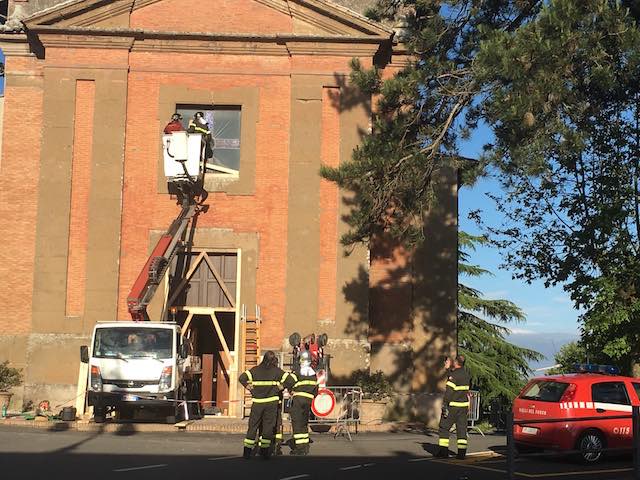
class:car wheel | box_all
[577,430,605,463]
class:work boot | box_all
[435,446,449,458]
[260,447,271,460]
[290,445,304,456]
[301,444,310,456]
[274,443,283,456]
[242,447,252,460]
[457,450,466,460]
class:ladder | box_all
[242,305,261,417]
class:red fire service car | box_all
[513,364,640,463]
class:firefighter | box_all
[289,350,318,456]
[437,354,471,459]
[187,111,213,160]
[239,351,290,460]
[163,113,184,134]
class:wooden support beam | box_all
[203,254,236,308]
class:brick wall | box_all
[0,56,43,335]
[65,80,95,316]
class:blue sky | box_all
[457,127,580,368]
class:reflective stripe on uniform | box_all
[454,385,469,391]
[280,372,291,383]
[275,433,283,440]
[457,439,468,445]
[294,380,318,387]
[244,370,253,383]
[449,401,470,407]
[244,438,256,446]
[295,437,310,444]
[293,433,309,439]
[259,438,271,446]
[251,381,279,386]
[446,381,457,389]
[438,438,449,447]
[293,392,314,399]
[251,396,280,403]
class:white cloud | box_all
[509,328,536,335]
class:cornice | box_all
[0,33,34,56]
[131,38,289,56]
[38,32,135,50]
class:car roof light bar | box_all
[573,363,620,375]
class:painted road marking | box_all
[363,463,375,467]
[113,464,168,472]
[515,467,633,478]
[207,456,241,461]
[279,475,310,480]
[408,457,431,462]
[339,464,363,471]
[430,458,633,478]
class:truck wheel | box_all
[94,406,106,424]
[577,430,605,463]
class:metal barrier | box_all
[307,386,363,441]
[506,405,640,480]
[467,390,484,436]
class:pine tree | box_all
[321,1,640,373]
[458,232,542,405]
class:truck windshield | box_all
[93,328,173,360]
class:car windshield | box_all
[93,328,173,360]
[520,380,570,402]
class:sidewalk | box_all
[0,415,415,434]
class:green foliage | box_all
[458,232,542,406]
[351,369,393,400]
[544,341,605,375]
[475,0,640,370]
[320,0,640,372]
[0,361,23,392]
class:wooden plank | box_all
[180,311,195,338]
[174,306,235,315]
[202,354,214,409]
[210,313,232,371]
[203,254,236,308]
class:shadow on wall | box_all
[330,170,458,425]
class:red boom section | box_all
[127,234,173,321]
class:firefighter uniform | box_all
[289,371,318,455]
[438,366,471,459]
[239,361,290,459]
[187,112,213,159]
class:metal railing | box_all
[307,386,363,441]
[506,405,640,479]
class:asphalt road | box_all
[0,426,636,480]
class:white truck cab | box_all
[81,321,188,423]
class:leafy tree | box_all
[475,0,640,373]
[321,1,640,373]
[458,232,542,405]
[546,341,587,375]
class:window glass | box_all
[175,105,241,175]
[632,383,640,401]
[520,381,569,402]
[591,382,630,405]
[93,328,173,360]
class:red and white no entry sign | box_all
[311,388,335,417]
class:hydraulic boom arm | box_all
[126,201,199,321]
